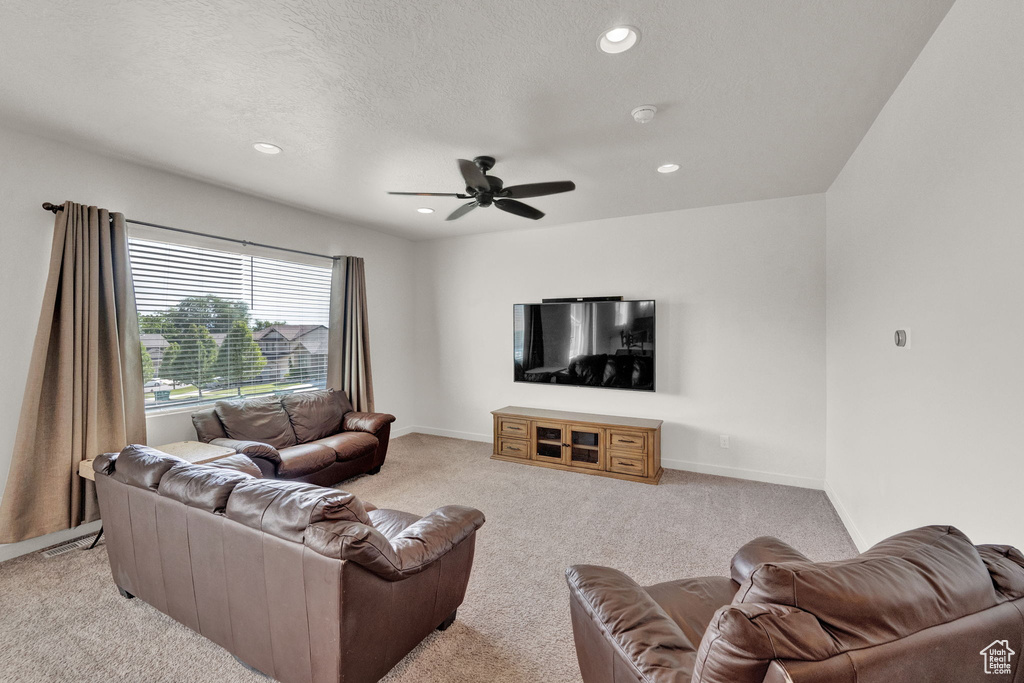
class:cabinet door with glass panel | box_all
[532,421,567,465]
[568,424,604,470]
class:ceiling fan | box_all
[388,156,576,221]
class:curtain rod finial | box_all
[42,202,62,213]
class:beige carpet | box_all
[0,434,857,682]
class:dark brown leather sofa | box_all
[566,526,1024,682]
[192,389,395,486]
[94,444,485,683]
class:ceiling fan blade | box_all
[458,159,490,194]
[494,199,545,220]
[387,192,463,196]
[502,181,576,199]
[446,201,478,221]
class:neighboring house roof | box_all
[294,327,329,355]
[142,331,234,349]
[254,324,329,356]
[140,333,169,349]
[253,324,322,341]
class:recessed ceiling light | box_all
[657,163,680,174]
[416,207,434,214]
[252,142,282,155]
[598,26,639,54]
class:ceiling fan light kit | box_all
[388,156,576,222]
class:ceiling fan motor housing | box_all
[388,155,575,221]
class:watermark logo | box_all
[980,640,1016,675]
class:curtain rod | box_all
[41,202,338,262]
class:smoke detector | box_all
[631,105,657,124]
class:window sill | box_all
[145,404,199,419]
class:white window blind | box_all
[128,237,332,411]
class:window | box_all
[129,237,332,411]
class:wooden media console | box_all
[491,406,662,484]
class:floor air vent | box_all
[41,535,97,558]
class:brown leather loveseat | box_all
[566,526,1024,682]
[94,444,485,683]
[192,389,395,486]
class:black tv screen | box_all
[513,300,655,391]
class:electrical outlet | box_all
[719,435,730,449]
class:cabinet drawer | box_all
[608,430,647,452]
[498,418,529,437]
[608,453,647,477]
[497,437,529,459]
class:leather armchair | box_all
[94,444,485,683]
[566,526,1024,683]
[192,389,396,486]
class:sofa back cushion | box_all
[158,462,253,513]
[214,395,297,448]
[110,444,186,490]
[734,525,999,650]
[281,389,351,443]
[191,405,228,442]
[693,602,840,682]
[224,478,370,543]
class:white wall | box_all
[414,194,827,489]
[0,125,418,560]
[825,0,1024,551]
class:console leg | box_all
[367,465,382,475]
[437,609,457,631]
[118,587,135,600]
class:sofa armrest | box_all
[565,565,697,683]
[304,505,484,581]
[209,438,281,465]
[730,536,810,585]
[342,411,396,435]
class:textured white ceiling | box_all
[0,0,953,240]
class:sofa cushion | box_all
[281,389,351,443]
[111,444,185,490]
[209,438,280,464]
[207,454,263,479]
[735,525,999,649]
[977,544,1024,600]
[694,602,840,682]
[158,462,253,513]
[276,443,338,478]
[311,432,378,462]
[224,478,370,543]
[368,509,421,540]
[191,405,228,441]
[731,536,811,585]
[644,576,739,649]
[214,395,297,449]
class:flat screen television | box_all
[513,300,655,391]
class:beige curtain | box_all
[327,256,374,412]
[0,202,146,543]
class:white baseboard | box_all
[824,480,869,552]
[397,426,491,443]
[390,425,417,438]
[660,457,825,490]
[0,520,103,563]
